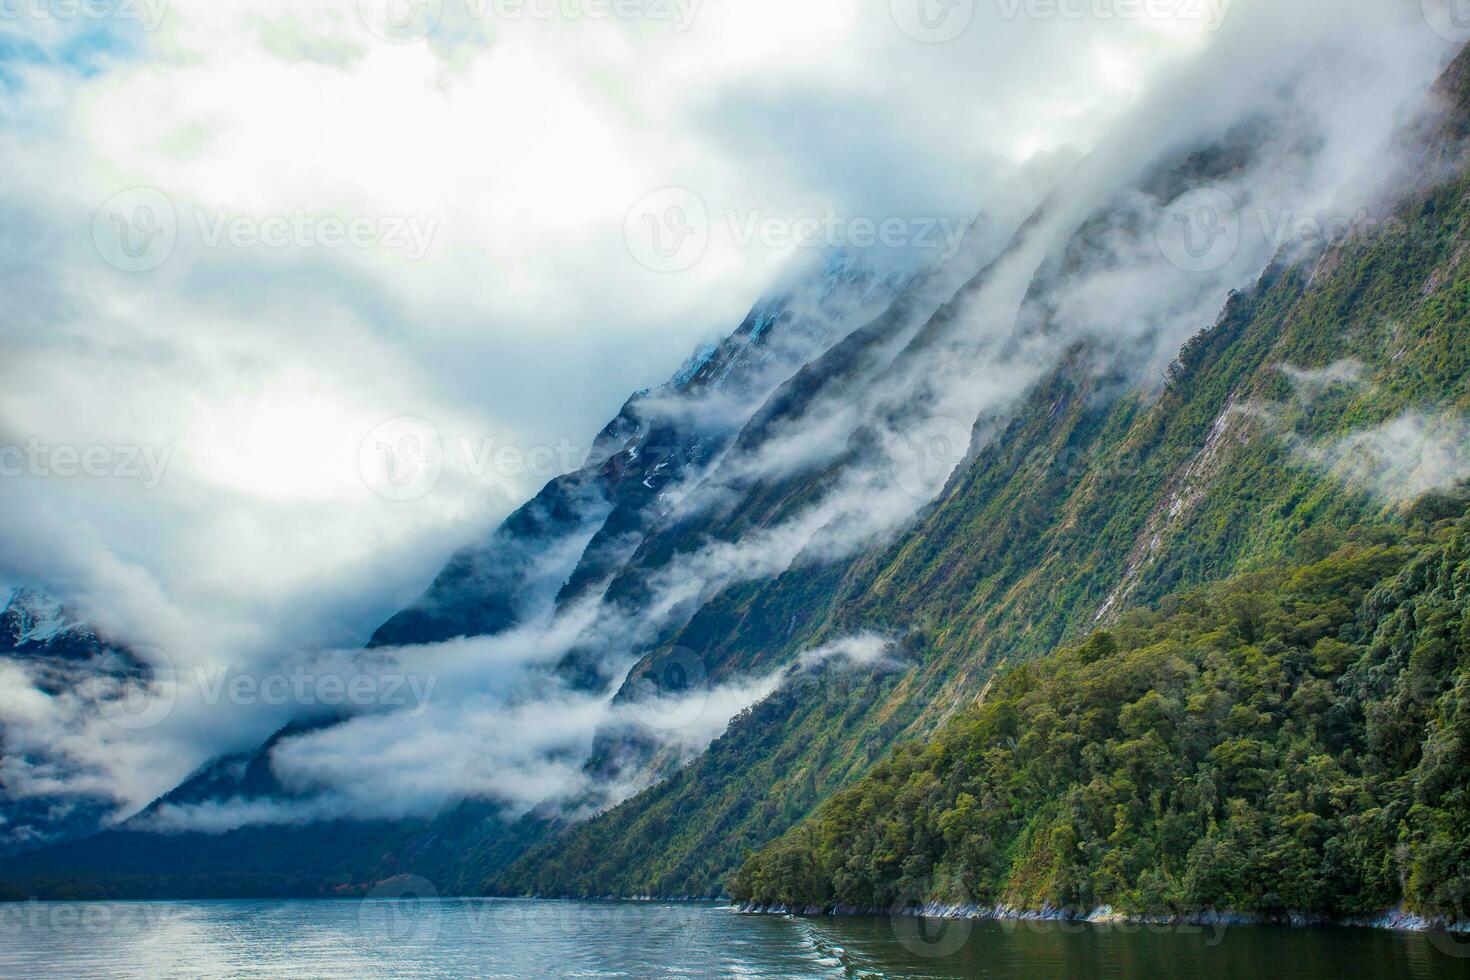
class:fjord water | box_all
[1,899,1464,979]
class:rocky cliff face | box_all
[369,251,914,652]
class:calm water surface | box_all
[0,898,1465,978]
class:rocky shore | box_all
[733,900,1470,938]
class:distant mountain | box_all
[0,246,956,895]
[371,250,917,651]
[0,589,145,854]
[7,40,1470,929]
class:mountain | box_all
[0,589,148,854]
[731,503,1470,925]
[481,45,1470,903]
[0,245,964,897]
[5,39,1470,919]
[370,250,920,651]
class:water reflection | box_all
[0,898,1463,979]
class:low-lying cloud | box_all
[1298,412,1470,505]
[0,0,1462,836]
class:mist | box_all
[0,0,1462,834]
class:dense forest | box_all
[8,40,1470,916]
[488,108,1470,900]
[732,499,1470,923]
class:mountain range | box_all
[4,36,1470,930]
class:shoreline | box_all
[4,886,1468,944]
[731,900,1470,938]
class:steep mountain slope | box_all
[6,38,1466,910]
[485,46,1470,899]
[0,249,951,897]
[731,504,1470,925]
[372,251,913,650]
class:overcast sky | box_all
[0,0,1460,817]
[0,0,1224,654]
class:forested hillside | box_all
[7,31,1469,913]
[489,48,1470,900]
[732,501,1470,923]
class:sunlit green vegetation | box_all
[732,504,1470,921]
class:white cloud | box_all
[0,0,1459,826]
[1298,412,1470,505]
[1280,359,1366,391]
